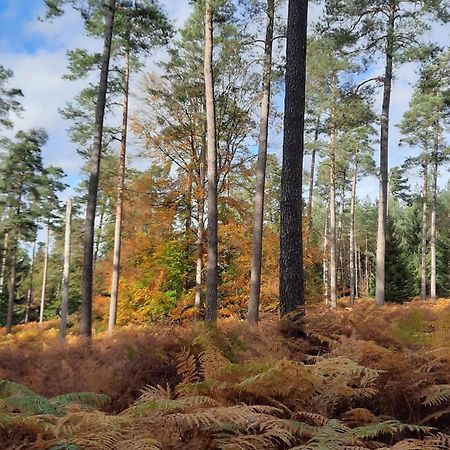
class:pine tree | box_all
[279,0,308,317]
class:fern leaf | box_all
[0,379,35,398]
[351,420,432,440]
[422,384,450,407]
[5,395,64,416]
[51,392,111,410]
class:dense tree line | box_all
[0,0,449,335]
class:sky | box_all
[0,0,449,202]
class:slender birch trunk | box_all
[24,239,36,323]
[81,0,116,337]
[349,156,359,304]
[375,1,395,306]
[0,230,9,297]
[60,197,72,341]
[108,49,130,335]
[421,149,429,300]
[248,0,275,325]
[204,0,218,322]
[39,222,50,324]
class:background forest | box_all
[0,0,449,329]
[0,0,449,448]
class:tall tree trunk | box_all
[93,201,106,269]
[108,49,130,335]
[248,0,275,325]
[24,239,36,323]
[421,149,429,300]
[365,234,369,296]
[337,176,346,290]
[195,144,206,309]
[375,2,395,306]
[323,206,329,305]
[306,121,320,242]
[329,118,337,309]
[430,123,439,301]
[279,0,308,316]
[5,238,17,334]
[0,230,9,297]
[60,197,72,341]
[349,156,359,304]
[355,245,360,299]
[204,0,218,322]
[39,222,50,324]
[80,0,116,337]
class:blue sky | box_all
[0,0,449,203]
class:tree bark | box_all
[39,222,50,324]
[430,123,439,301]
[349,156,359,304]
[0,230,8,298]
[375,1,395,306]
[24,239,36,323]
[195,144,206,309]
[5,239,17,334]
[60,197,72,341]
[421,149,429,300]
[329,117,337,309]
[323,206,329,305]
[279,0,308,316]
[204,0,218,322]
[108,49,130,335]
[248,0,275,325]
[306,124,319,242]
[80,0,116,337]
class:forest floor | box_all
[0,298,449,449]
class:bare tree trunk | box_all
[81,0,116,337]
[248,0,275,325]
[204,0,218,322]
[365,235,369,296]
[349,157,359,304]
[375,2,395,306]
[24,239,36,323]
[355,245,360,299]
[39,222,50,324]
[329,95,338,310]
[323,206,329,305]
[93,201,106,269]
[279,0,308,317]
[195,142,206,309]
[5,240,17,334]
[60,198,72,341]
[430,125,438,301]
[306,122,320,242]
[421,149,429,300]
[0,230,8,298]
[337,177,346,290]
[108,49,130,335]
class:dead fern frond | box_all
[175,348,201,387]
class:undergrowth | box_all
[0,299,449,449]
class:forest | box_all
[0,0,449,448]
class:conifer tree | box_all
[279,0,308,316]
